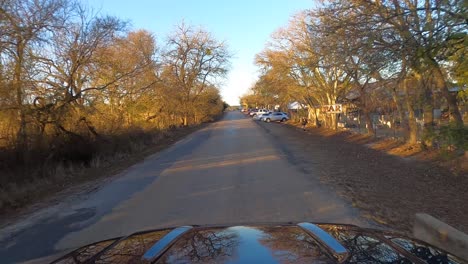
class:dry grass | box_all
[290,122,467,175]
[0,123,208,215]
[267,120,468,233]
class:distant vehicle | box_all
[262,112,289,122]
[253,112,271,120]
[248,109,258,116]
[52,222,464,264]
[248,109,257,116]
[251,109,269,116]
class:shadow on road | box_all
[0,208,95,263]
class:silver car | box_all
[262,112,289,122]
[251,109,269,117]
[253,112,271,120]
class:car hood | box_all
[52,223,464,263]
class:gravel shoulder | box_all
[256,119,468,234]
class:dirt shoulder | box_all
[0,122,210,227]
[257,120,468,234]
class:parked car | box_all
[246,109,256,116]
[250,109,269,116]
[248,109,258,116]
[253,112,271,120]
[262,112,289,122]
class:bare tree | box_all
[30,5,128,137]
[163,23,231,126]
[333,0,466,126]
[256,12,352,129]
[318,5,396,135]
[0,0,67,151]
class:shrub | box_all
[432,123,468,152]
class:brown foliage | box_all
[0,3,230,209]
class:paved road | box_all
[0,112,367,263]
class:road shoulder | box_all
[255,119,468,234]
[0,122,213,232]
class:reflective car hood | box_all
[52,223,464,264]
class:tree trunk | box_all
[406,98,418,144]
[14,42,27,152]
[422,86,434,147]
[364,110,374,136]
[432,59,463,126]
[403,80,418,144]
[391,88,405,129]
[326,114,332,129]
[333,113,338,130]
[360,91,374,136]
[314,108,321,127]
[183,114,188,126]
[308,106,321,127]
[407,108,418,144]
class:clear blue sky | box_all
[86,0,315,105]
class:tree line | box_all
[0,0,230,188]
[242,0,466,148]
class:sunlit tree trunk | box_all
[183,114,188,127]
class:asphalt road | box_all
[0,112,367,263]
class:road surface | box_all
[0,112,367,263]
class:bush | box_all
[0,127,170,212]
[433,123,468,152]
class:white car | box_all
[253,112,271,121]
[250,109,269,117]
[261,112,289,122]
[248,109,258,116]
